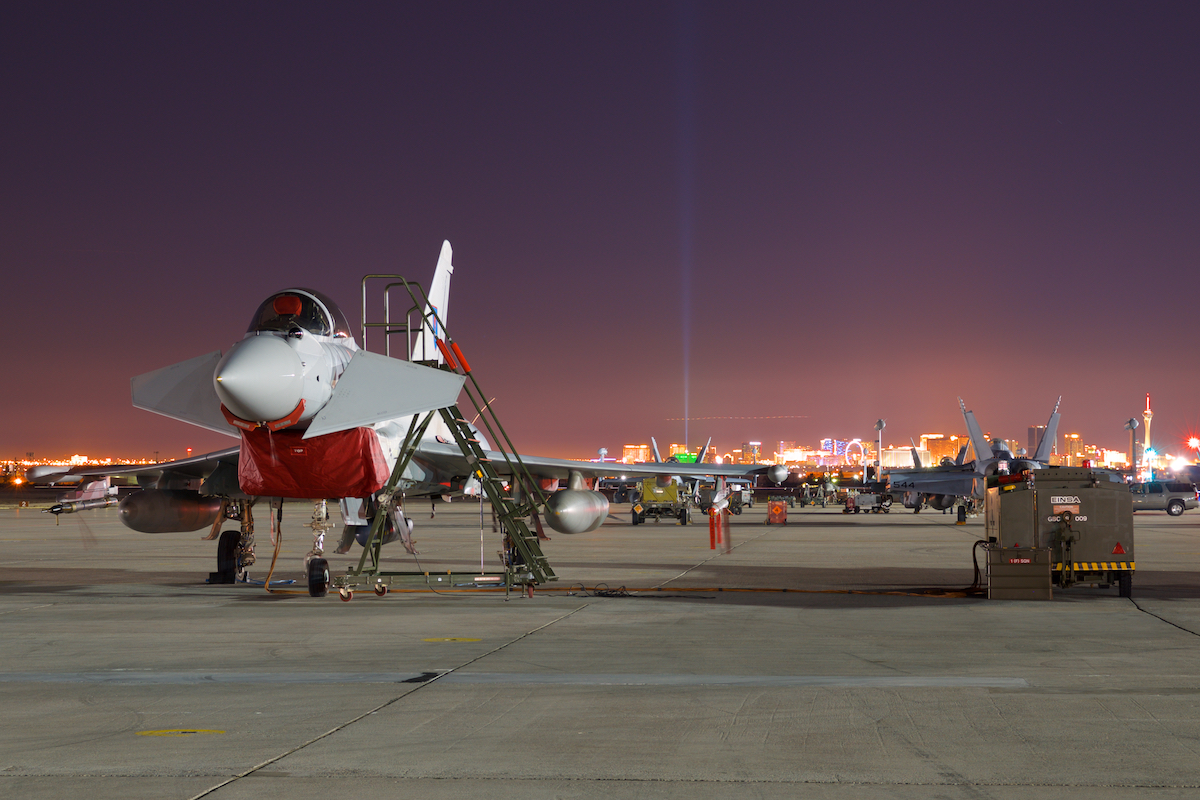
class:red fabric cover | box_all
[238,426,388,498]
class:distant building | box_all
[622,444,651,463]
[1028,425,1051,456]
[668,443,689,458]
[1064,433,1083,467]
[881,446,929,468]
[920,434,964,465]
[741,442,762,464]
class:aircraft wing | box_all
[132,351,240,437]
[886,467,982,497]
[412,442,761,482]
[29,447,241,485]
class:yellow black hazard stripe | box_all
[1054,562,1135,571]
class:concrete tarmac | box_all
[1,500,1199,799]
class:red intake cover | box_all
[238,426,388,498]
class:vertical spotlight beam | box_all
[676,1,698,452]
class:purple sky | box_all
[5,3,1200,461]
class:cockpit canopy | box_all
[247,289,352,338]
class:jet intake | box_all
[118,490,223,533]
[543,489,609,534]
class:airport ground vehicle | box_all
[843,489,892,513]
[631,478,690,525]
[1130,480,1198,515]
[986,467,1134,598]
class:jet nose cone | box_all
[214,336,304,422]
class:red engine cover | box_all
[238,426,388,498]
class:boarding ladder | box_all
[337,274,556,591]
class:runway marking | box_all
[0,603,54,616]
[0,671,1027,688]
[137,729,224,737]
[441,673,1029,688]
[423,637,481,642]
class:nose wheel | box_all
[307,557,329,597]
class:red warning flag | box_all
[1112,542,1126,555]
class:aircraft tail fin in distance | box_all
[412,240,454,363]
[132,350,240,437]
[698,436,712,464]
[303,350,466,439]
[955,445,969,466]
[960,398,993,462]
[909,437,923,469]
[1031,396,1062,464]
[651,437,662,463]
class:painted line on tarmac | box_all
[0,672,447,684]
[441,673,1029,688]
[0,671,1027,688]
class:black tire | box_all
[732,506,742,516]
[215,530,239,582]
[678,508,689,525]
[1118,571,1132,598]
[631,510,641,525]
[1167,499,1185,517]
[308,557,330,597]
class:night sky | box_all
[5,3,1200,461]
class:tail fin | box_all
[651,437,662,463]
[412,240,454,363]
[960,398,993,462]
[697,436,712,464]
[909,438,923,468]
[1031,396,1062,463]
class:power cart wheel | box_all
[1118,571,1132,598]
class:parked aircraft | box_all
[36,242,757,578]
[887,397,1061,512]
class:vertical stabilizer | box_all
[412,240,454,363]
[651,437,662,463]
[960,398,994,462]
[909,438,923,468]
[698,436,712,464]
[1031,396,1062,464]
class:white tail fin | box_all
[960,398,994,463]
[412,240,454,362]
[1031,396,1062,463]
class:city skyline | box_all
[5,5,1199,459]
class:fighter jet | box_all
[887,397,1061,512]
[39,242,758,577]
